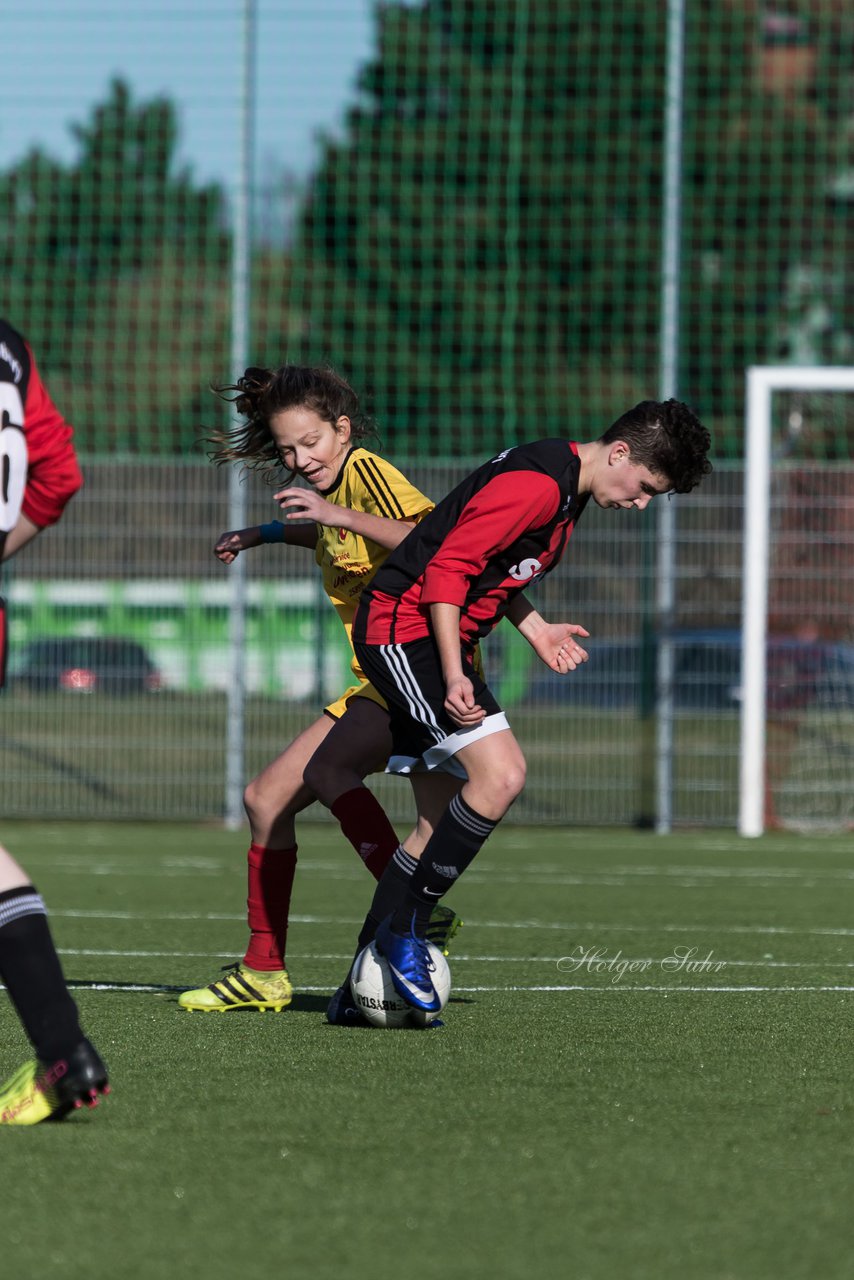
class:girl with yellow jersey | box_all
[179,365,460,1016]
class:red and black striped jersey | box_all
[0,320,83,559]
[354,439,589,651]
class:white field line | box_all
[48,981,854,996]
[499,836,854,853]
[610,865,854,881]
[36,856,854,877]
[54,948,854,970]
[31,859,854,889]
[50,909,854,938]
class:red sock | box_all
[331,787,400,881]
[242,842,298,972]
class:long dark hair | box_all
[206,364,375,483]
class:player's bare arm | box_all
[1,513,43,562]
[214,521,316,563]
[429,601,485,727]
[275,488,416,551]
[214,526,265,563]
[505,595,590,674]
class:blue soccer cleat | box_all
[375,915,442,1013]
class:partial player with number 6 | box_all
[0,319,110,1124]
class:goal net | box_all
[740,367,854,835]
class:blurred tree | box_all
[287,0,852,457]
[682,2,852,429]
[0,79,231,452]
[289,0,668,453]
[0,7,850,459]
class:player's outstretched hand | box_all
[534,623,590,674]
[275,488,339,525]
[445,675,485,727]
[214,527,263,563]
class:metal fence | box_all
[2,0,853,827]
[1,459,746,826]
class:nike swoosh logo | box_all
[422,888,443,897]
[386,961,440,1009]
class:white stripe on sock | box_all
[449,793,495,838]
[392,846,418,876]
[0,892,47,931]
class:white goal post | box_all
[739,365,854,837]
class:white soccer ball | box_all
[350,940,451,1028]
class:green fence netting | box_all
[2,0,851,459]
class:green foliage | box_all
[289,0,666,452]
[682,3,853,429]
[2,6,852,458]
[287,0,853,458]
[0,79,232,453]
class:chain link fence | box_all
[2,1,853,824]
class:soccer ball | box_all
[350,940,451,1029]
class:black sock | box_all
[354,845,418,956]
[391,793,498,936]
[0,886,84,1063]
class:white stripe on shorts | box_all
[387,752,469,778]
[422,711,510,770]
[386,711,511,775]
[381,644,445,744]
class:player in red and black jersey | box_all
[0,320,110,1123]
[340,399,712,1013]
[356,437,589,653]
[0,322,82,673]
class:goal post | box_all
[739,365,854,837]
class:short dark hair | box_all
[206,364,374,481]
[600,399,712,494]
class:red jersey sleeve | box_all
[420,471,561,606]
[21,344,83,527]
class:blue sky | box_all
[1,1,382,190]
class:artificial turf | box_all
[2,821,853,1280]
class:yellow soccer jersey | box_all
[315,447,432,676]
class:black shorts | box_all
[354,635,509,774]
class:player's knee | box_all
[242,776,267,825]
[500,761,527,805]
[474,761,526,815]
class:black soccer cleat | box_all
[0,1038,110,1125]
[51,1038,111,1119]
[326,981,368,1027]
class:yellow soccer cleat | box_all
[425,905,463,957]
[0,1061,58,1125]
[178,962,293,1012]
[0,1040,110,1125]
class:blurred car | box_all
[527,628,854,711]
[11,637,163,695]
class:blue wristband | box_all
[259,520,286,543]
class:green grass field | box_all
[2,821,853,1280]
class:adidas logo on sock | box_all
[359,842,379,860]
[432,864,460,879]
